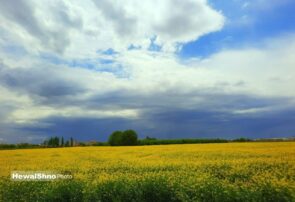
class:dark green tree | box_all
[65,140,70,147]
[61,137,64,147]
[70,137,74,147]
[108,131,123,146]
[47,137,53,147]
[55,136,59,147]
[46,136,59,147]
[121,130,138,145]
[108,130,138,146]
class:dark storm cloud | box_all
[0,121,47,144]
[85,88,288,112]
[143,108,295,139]
[1,86,294,143]
[1,59,293,143]
[0,64,85,99]
[13,107,295,144]
[18,116,132,142]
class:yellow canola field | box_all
[1,142,295,181]
[0,142,294,201]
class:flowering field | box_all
[0,142,294,201]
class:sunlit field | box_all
[0,142,294,201]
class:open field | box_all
[0,142,294,201]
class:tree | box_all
[145,136,156,140]
[108,130,138,146]
[108,131,123,146]
[70,137,74,147]
[43,140,48,147]
[121,130,138,146]
[61,137,64,147]
[55,136,59,147]
[45,136,59,147]
[65,140,70,147]
[48,137,53,147]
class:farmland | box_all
[0,142,294,201]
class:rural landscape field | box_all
[0,142,294,201]
[1,0,295,201]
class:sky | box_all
[0,0,295,143]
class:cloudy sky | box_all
[0,0,295,143]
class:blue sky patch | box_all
[180,0,295,58]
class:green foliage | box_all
[70,137,74,147]
[121,130,138,146]
[138,138,228,145]
[0,143,39,150]
[61,137,64,147]
[232,137,252,142]
[65,140,70,147]
[90,142,109,146]
[1,176,294,202]
[42,136,76,148]
[108,131,123,146]
[0,144,16,150]
[44,136,60,147]
[108,130,138,146]
[0,181,83,202]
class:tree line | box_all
[1,130,294,150]
[42,136,75,147]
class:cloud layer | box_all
[0,0,294,143]
[0,0,224,55]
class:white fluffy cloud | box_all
[92,0,224,51]
[0,0,224,55]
